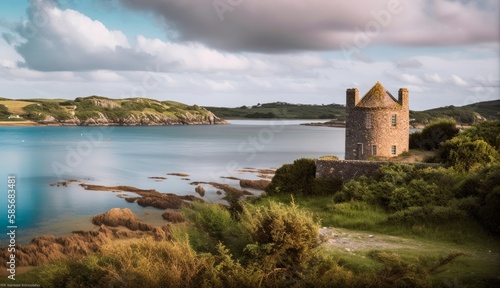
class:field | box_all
[0,100,36,115]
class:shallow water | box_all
[0,120,345,243]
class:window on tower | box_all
[372,145,377,156]
[365,114,372,128]
[391,114,397,126]
[391,145,397,155]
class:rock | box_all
[216,190,222,195]
[167,173,190,177]
[195,185,206,197]
[92,208,154,231]
[368,234,374,238]
[239,179,271,190]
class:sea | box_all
[0,120,345,244]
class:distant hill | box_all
[410,100,500,125]
[0,96,226,126]
[204,102,346,120]
[205,99,500,125]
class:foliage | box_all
[335,164,457,211]
[181,202,250,257]
[266,158,342,196]
[461,120,500,150]
[205,102,346,120]
[409,119,459,150]
[455,165,500,235]
[437,137,498,172]
[23,102,73,121]
[0,104,11,119]
[241,201,320,271]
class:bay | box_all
[0,120,345,243]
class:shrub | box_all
[265,158,316,195]
[387,205,468,225]
[437,137,498,172]
[266,158,342,196]
[461,120,500,150]
[335,164,458,212]
[409,119,459,150]
[181,202,250,256]
[0,104,11,119]
[241,201,320,271]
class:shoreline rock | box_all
[79,183,203,209]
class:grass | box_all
[250,194,500,286]
[0,100,36,115]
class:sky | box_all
[0,0,498,110]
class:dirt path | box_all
[319,227,424,254]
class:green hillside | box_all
[0,96,224,125]
[204,102,346,120]
[205,99,500,125]
[410,100,500,125]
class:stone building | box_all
[345,82,409,160]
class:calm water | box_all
[0,120,345,243]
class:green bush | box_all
[266,158,342,196]
[23,102,73,121]
[461,120,500,150]
[387,205,468,225]
[0,104,11,119]
[437,137,498,172]
[335,164,459,212]
[181,202,250,257]
[241,201,320,271]
[409,119,459,150]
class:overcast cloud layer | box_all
[118,0,499,52]
[0,0,498,109]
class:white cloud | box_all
[424,73,443,84]
[451,75,468,87]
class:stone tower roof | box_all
[356,82,400,108]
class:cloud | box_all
[117,0,499,52]
[395,58,423,69]
[424,73,443,84]
[451,74,468,87]
[8,0,325,74]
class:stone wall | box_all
[315,159,440,183]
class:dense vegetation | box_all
[409,119,460,150]
[0,104,10,120]
[265,157,343,196]
[409,100,500,125]
[204,102,347,120]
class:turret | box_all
[346,88,359,113]
[398,88,409,110]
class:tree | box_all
[438,137,498,172]
[410,119,459,150]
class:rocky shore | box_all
[0,208,170,269]
[0,168,275,275]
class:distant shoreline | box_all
[0,121,228,127]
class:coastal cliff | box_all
[0,96,228,126]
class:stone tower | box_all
[345,82,409,160]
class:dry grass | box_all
[0,100,36,115]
